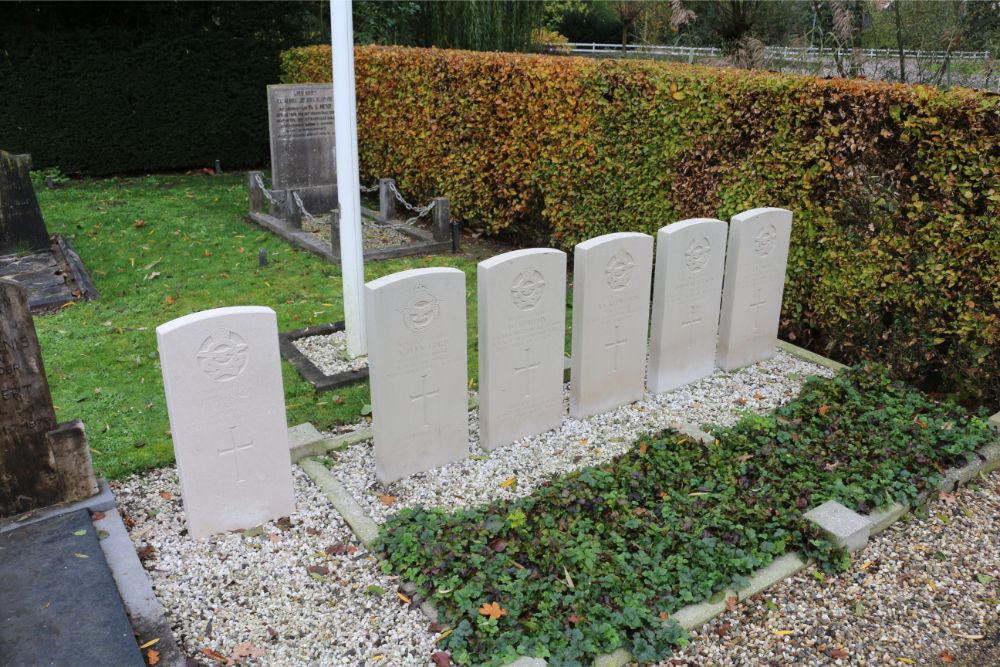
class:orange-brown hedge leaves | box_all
[282,45,1000,408]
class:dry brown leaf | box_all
[940,651,954,664]
[430,651,452,667]
[165,296,175,305]
[379,495,397,506]
[92,511,106,520]
[829,647,849,659]
[306,565,329,576]
[145,649,160,665]
[200,647,229,665]
[818,404,831,416]
[159,491,172,500]
[658,611,669,621]
[725,595,737,611]
[478,601,507,620]
[939,490,958,505]
[231,642,266,660]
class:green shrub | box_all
[283,45,1000,408]
[377,365,993,665]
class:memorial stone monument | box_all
[0,279,97,518]
[648,218,728,392]
[0,150,50,255]
[478,249,566,451]
[365,268,469,483]
[267,84,337,213]
[569,232,654,419]
[156,306,296,539]
[716,208,793,370]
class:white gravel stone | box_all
[292,330,368,376]
[303,214,415,250]
[325,351,833,524]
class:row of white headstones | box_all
[155,207,791,538]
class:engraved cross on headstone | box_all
[218,426,254,483]
[604,324,628,373]
[513,347,541,398]
[681,303,702,327]
[409,374,440,427]
[749,287,767,332]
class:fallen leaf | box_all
[567,613,582,624]
[725,595,737,611]
[753,393,766,400]
[488,538,508,552]
[379,495,397,506]
[564,566,575,589]
[478,601,507,620]
[829,647,849,659]
[431,651,452,667]
[73,529,87,536]
[736,398,747,406]
[200,648,228,665]
[139,638,160,649]
[306,565,329,576]
[773,630,794,636]
[165,296,175,305]
[639,442,648,455]
[940,651,954,664]
[735,454,753,462]
[427,622,446,633]
[231,641,266,660]
[397,591,411,604]
[305,527,320,536]
[146,649,160,665]
[159,491,173,500]
[91,511,106,520]
[267,533,280,543]
[499,476,517,489]
[658,611,669,621]
[137,544,157,561]
[818,404,830,416]
[939,490,958,505]
[715,621,731,637]
[72,552,89,559]
[267,627,279,641]
[133,219,146,228]
[950,631,984,640]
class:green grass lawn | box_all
[34,173,488,479]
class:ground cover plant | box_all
[377,365,995,666]
[32,173,485,479]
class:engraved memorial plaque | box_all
[478,249,566,451]
[365,268,469,483]
[716,208,793,370]
[266,84,337,212]
[569,232,654,419]
[648,218,728,392]
[156,306,295,538]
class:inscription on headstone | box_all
[365,268,469,483]
[0,150,50,255]
[569,233,654,419]
[478,249,566,451]
[156,307,296,539]
[716,207,793,370]
[648,218,728,392]
[0,279,96,518]
[267,84,337,212]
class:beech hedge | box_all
[282,45,1000,408]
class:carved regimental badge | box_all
[605,249,635,290]
[510,269,546,311]
[754,224,777,258]
[401,285,440,333]
[197,329,249,382]
[685,236,711,273]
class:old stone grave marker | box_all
[267,83,337,212]
[648,218,728,392]
[478,248,566,451]
[0,279,97,518]
[156,306,296,539]
[570,232,654,419]
[365,268,469,483]
[0,150,50,254]
[717,207,793,370]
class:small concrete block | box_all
[593,648,631,667]
[979,442,1000,475]
[866,502,908,535]
[804,500,870,552]
[738,552,807,601]
[988,411,1000,432]
[674,422,716,444]
[288,422,325,461]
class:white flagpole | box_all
[330,0,366,357]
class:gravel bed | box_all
[303,213,414,250]
[114,467,439,666]
[659,471,1000,666]
[292,330,368,375]
[325,350,833,524]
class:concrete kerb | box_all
[776,340,847,372]
[95,509,185,667]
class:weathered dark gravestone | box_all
[0,279,96,517]
[267,83,337,213]
[0,150,50,255]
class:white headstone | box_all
[716,207,793,370]
[478,249,567,451]
[569,232,654,419]
[365,268,469,483]
[648,218,728,392]
[156,307,295,539]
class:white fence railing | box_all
[551,42,993,63]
